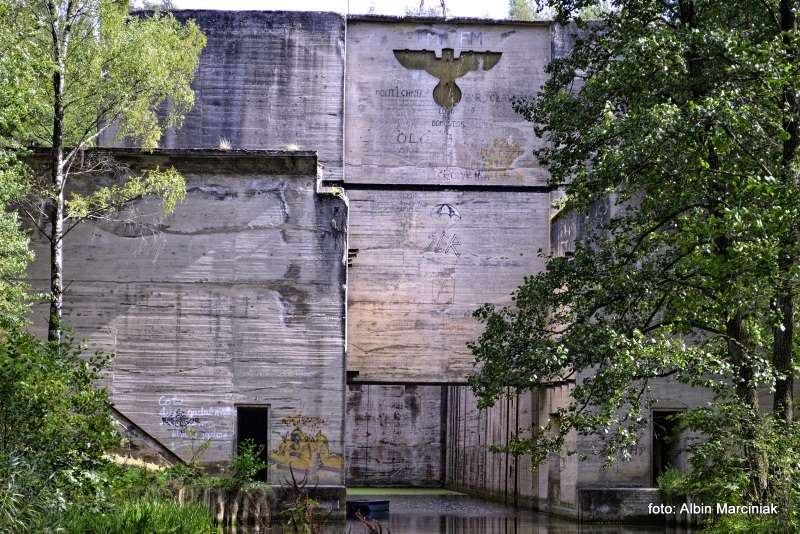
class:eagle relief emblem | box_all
[393,48,502,109]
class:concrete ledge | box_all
[347,14,551,26]
[27,147,319,175]
[110,407,185,467]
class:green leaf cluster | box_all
[0,155,33,329]
[7,0,206,151]
[230,439,270,487]
[67,166,185,220]
[1,0,205,339]
[0,0,42,328]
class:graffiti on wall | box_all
[426,231,461,256]
[433,203,461,219]
[426,201,463,257]
[157,395,232,440]
[270,416,343,475]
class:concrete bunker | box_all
[22,10,721,522]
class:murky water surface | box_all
[268,493,693,534]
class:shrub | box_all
[0,330,117,532]
[655,406,800,532]
[0,331,117,476]
[158,462,200,486]
[656,467,686,502]
[277,466,327,534]
[101,463,174,504]
[0,451,64,532]
[231,439,269,486]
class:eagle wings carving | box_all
[393,48,502,109]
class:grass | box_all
[347,487,463,496]
[63,498,220,533]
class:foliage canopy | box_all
[0,0,205,341]
[470,0,800,519]
[0,1,207,529]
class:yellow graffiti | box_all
[270,427,343,474]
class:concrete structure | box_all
[157,11,346,181]
[26,10,711,520]
[29,149,348,490]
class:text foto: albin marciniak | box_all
[648,503,779,515]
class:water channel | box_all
[267,490,695,534]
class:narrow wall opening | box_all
[236,405,270,481]
[652,410,682,485]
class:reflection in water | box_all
[266,494,693,534]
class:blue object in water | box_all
[347,499,390,519]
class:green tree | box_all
[0,157,33,331]
[3,0,205,342]
[509,0,606,21]
[0,331,118,531]
[470,0,800,516]
[0,1,42,329]
[133,0,174,9]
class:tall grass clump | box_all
[63,498,220,534]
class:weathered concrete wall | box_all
[345,19,550,186]
[106,11,346,181]
[346,189,550,382]
[445,386,550,510]
[343,19,554,486]
[345,384,443,486]
[28,150,348,486]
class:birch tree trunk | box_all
[47,1,66,343]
